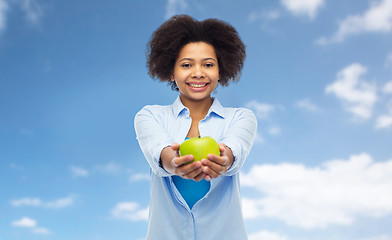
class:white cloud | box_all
[241,153,392,229]
[12,217,37,227]
[249,230,289,240]
[44,196,74,208]
[16,0,43,25]
[11,217,51,235]
[94,162,122,174]
[70,166,89,178]
[375,99,392,129]
[129,173,150,182]
[375,114,392,129]
[11,196,74,209]
[246,101,276,120]
[111,202,149,221]
[165,0,187,19]
[317,0,392,45]
[11,198,42,207]
[248,9,281,22]
[326,63,377,119]
[383,81,392,94]
[385,53,392,68]
[281,0,325,19]
[32,227,51,235]
[295,98,319,112]
[0,0,8,33]
[359,235,392,240]
[268,126,281,136]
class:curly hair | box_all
[146,14,246,91]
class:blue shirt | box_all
[134,96,257,240]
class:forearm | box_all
[160,146,177,175]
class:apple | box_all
[179,136,220,163]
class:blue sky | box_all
[1,0,392,239]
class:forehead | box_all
[177,42,217,60]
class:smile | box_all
[187,83,209,88]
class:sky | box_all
[1,0,392,239]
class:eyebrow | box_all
[178,57,217,62]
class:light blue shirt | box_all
[134,96,257,240]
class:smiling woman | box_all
[135,14,257,240]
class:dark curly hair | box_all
[146,14,246,91]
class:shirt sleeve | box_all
[221,108,257,176]
[134,106,174,177]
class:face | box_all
[171,42,220,103]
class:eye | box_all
[205,63,215,68]
[181,63,191,68]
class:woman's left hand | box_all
[200,143,234,181]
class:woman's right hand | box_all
[160,143,206,182]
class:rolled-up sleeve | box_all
[134,106,174,177]
[221,108,257,176]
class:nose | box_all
[191,65,205,79]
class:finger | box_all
[202,165,221,179]
[172,155,194,168]
[218,143,226,155]
[201,158,227,176]
[178,161,202,179]
[207,153,228,166]
[171,143,180,151]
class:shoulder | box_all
[135,104,173,120]
[223,106,256,121]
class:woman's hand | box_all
[201,143,234,181]
[160,143,206,182]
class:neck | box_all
[180,95,213,120]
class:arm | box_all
[201,108,257,179]
[134,107,175,177]
[134,106,206,181]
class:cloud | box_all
[0,0,9,33]
[359,235,392,240]
[111,202,149,221]
[165,0,187,19]
[94,162,123,174]
[268,126,281,136]
[375,83,392,129]
[294,98,319,112]
[326,63,377,119]
[280,0,325,19]
[16,0,44,25]
[246,101,276,120]
[129,173,150,182]
[11,217,51,235]
[12,217,37,227]
[241,153,392,229]
[248,9,281,23]
[386,53,392,68]
[32,227,51,235]
[375,98,392,129]
[375,114,392,129]
[70,166,89,178]
[11,196,74,209]
[317,0,392,45]
[383,81,392,94]
[249,230,289,240]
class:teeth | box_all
[189,83,207,88]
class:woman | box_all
[134,14,257,240]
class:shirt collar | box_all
[172,96,225,119]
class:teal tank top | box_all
[172,137,211,209]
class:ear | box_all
[170,74,174,81]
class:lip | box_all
[186,82,210,92]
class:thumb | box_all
[171,143,180,151]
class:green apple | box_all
[179,136,220,163]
